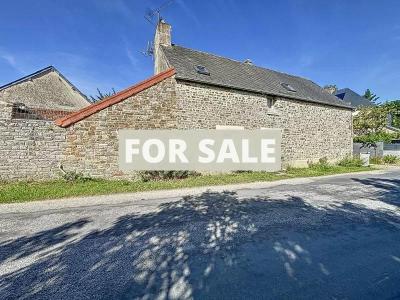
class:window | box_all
[336,93,345,100]
[11,103,40,120]
[10,103,60,120]
[195,65,210,75]
[266,98,275,109]
[281,83,296,92]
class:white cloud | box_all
[176,0,201,27]
[1,54,16,67]
[126,47,139,68]
[90,0,136,21]
[0,51,26,74]
[299,54,315,68]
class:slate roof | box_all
[161,45,353,109]
[335,88,375,108]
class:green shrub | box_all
[138,170,200,182]
[233,170,253,173]
[308,157,330,170]
[318,157,329,166]
[370,156,383,164]
[61,171,92,182]
[383,155,399,164]
[337,156,364,167]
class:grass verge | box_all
[0,165,373,204]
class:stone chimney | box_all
[323,85,337,95]
[154,19,171,74]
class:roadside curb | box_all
[0,168,392,213]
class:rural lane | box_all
[1,169,400,299]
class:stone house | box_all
[0,66,89,117]
[0,66,89,180]
[0,21,353,181]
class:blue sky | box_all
[0,0,399,102]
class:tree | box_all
[353,100,400,147]
[353,106,388,135]
[381,100,400,128]
[353,132,398,148]
[89,88,117,103]
[363,89,380,103]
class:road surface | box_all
[1,169,400,299]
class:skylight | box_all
[281,83,296,92]
[195,65,210,76]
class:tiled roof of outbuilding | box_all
[162,45,353,109]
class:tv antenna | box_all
[144,0,175,25]
[142,0,175,57]
[142,40,154,57]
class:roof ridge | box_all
[0,66,54,91]
[55,68,176,128]
[0,65,90,103]
[162,45,352,109]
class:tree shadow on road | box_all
[1,188,400,299]
[351,177,400,207]
[0,219,90,262]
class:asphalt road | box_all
[1,169,400,300]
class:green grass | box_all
[0,165,372,204]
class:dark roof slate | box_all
[162,45,353,109]
[335,88,375,108]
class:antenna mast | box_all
[142,0,175,57]
[144,0,175,25]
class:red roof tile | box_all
[55,68,176,128]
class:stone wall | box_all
[0,75,353,181]
[175,80,353,167]
[0,110,66,181]
[61,77,177,179]
[0,102,12,119]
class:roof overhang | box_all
[55,68,176,128]
[175,77,354,110]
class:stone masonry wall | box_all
[0,70,89,111]
[0,107,67,181]
[61,77,177,179]
[0,75,353,181]
[175,80,353,167]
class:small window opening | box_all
[336,93,345,100]
[266,98,276,109]
[11,103,70,120]
[281,83,296,92]
[12,103,42,120]
[195,65,210,75]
